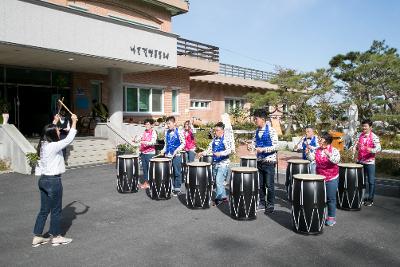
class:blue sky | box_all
[173,0,400,73]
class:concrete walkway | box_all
[0,164,399,266]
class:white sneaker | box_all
[32,236,50,247]
[51,235,73,246]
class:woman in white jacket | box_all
[32,113,78,247]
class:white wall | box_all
[0,0,177,68]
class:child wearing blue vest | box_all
[251,110,278,213]
[295,126,318,174]
[202,122,232,206]
[161,116,186,196]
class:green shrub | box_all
[26,153,40,167]
[376,152,400,177]
[116,143,138,154]
[379,134,400,150]
[194,129,211,152]
[232,122,254,131]
[340,149,355,163]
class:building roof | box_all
[190,74,279,90]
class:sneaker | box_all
[325,218,336,227]
[140,182,149,189]
[32,236,50,247]
[257,203,266,211]
[365,200,374,207]
[172,190,181,197]
[51,235,73,247]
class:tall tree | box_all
[329,40,400,129]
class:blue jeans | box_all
[309,162,316,174]
[363,164,376,201]
[172,155,182,191]
[213,165,229,200]
[140,153,154,182]
[326,178,338,218]
[257,162,275,207]
[33,175,63,236]
[187,150,195,163]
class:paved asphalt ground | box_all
[0,164,399,267]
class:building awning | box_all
[190,74,279,90]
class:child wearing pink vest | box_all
[307,132,340,227]
[183,120,196,162]
[136,119,157,189]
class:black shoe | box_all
[213,199,224,206]
[172,190,178,197]
[257,203,266,211]
[265,205,274,214]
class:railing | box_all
[177,37,219,62]
[219,63,275,81]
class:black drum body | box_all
[286,160,310,202]
[292,174,326,235]
[181,151,188,182]
[229,167,259,220]
[117,155,139,193]
[200,155,213,164]
[337,164,365,211]
[185,162,212,209]
[240,156,257,168]
[149,158,172,200]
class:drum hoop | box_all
[338,163,363,168]
[293,174,325,180]
[287,159,310,164]
[118,154,139,159]
[150,158,171,162]
[187,162,211,167]
[231,167,258,173]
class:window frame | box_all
[124,84,164,116]
[190,99,211,110]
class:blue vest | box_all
[255,126,274,159]
[301,136,317,160]
[166,128,181,155]
[212,135,229,163]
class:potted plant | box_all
[0,98,10,124]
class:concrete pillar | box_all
[108,68,123,127]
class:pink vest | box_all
[357,132,375,162]
[315,145,339,182]
[184,129,196,151]
[140,129,155,154]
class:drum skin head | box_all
[287,159,310,164]
[293,174,325,180]
[187,162,211,167]
[118,154,139,159]
[241,156,257,160]
[150,158,171,162]
[231,167,258,173]
[338,163,363,168]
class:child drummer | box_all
[201,122,232,206]
[160,116,185,196]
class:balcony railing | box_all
[219,63,275,81]
[177,37,219,62]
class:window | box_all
[190,100,210,109]
[172,89,179,113]
[125,86,163,113]
[225,98,245,113]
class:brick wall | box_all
[46,0,171,32]
[121,69,191,126]
[189,81,265,124]
[72,72,108,117]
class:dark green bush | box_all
[376,152,400,177]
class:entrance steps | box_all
[29,137,115,168]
